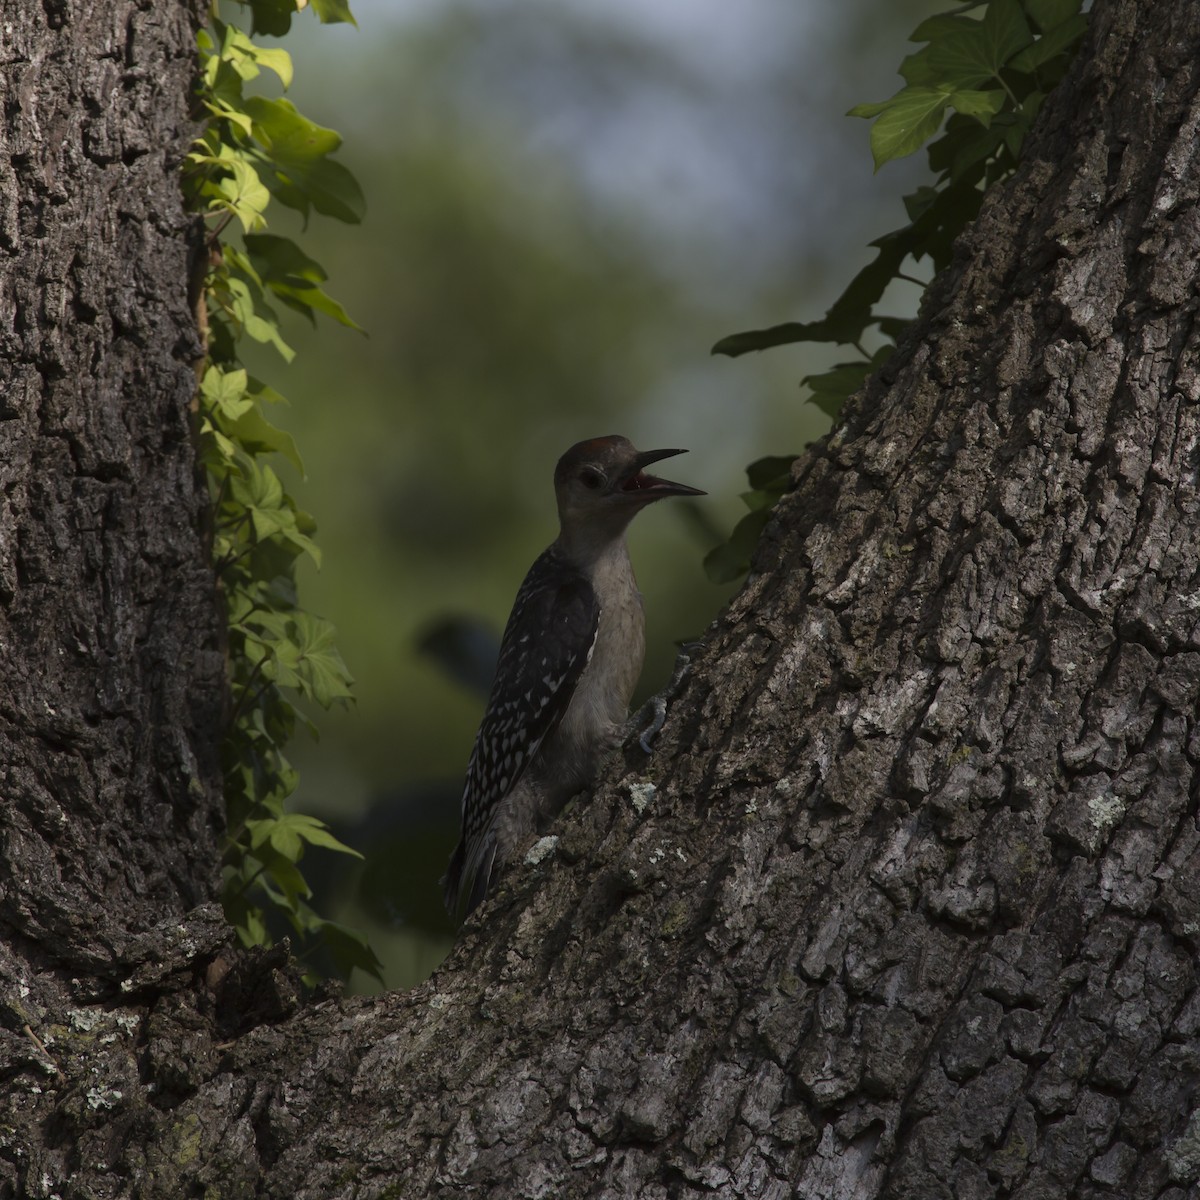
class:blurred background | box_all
[244,0,939,990]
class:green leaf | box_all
[264,851,312,905]
[865,87,952,169]
[224,405,305,475]
[1009,15,1087,72]
[949,88,1005,125]
[229,463,319,566]
[234,458,285,514]
[245,232,327,281]
[904,2,1032,93]
[244,0,297,37]
[215,157,271,232]
[201,365,254,420]
[310,920,383,984]
[847,100,889,120]
[244,233,363,330]
[1004,111,1032,159]
[803,360,875,418]
[248,376,288,406]
[247,813,362,861]
[714,236,908,355]
[712,323,814,357]
[246,96,341,162]
[981,0,1034,69]
[310,0,358,25]
[739,489,777,513]
[745,456,797,491]
[1024,0,1082,32]
[703,510,771,584]
[205,99,254,138]
[288,612,355,706]
[873,177,985,272]
[271,156,367,226]
[222,26,266,82]
[234,903,269,948]
[252,46,294,90]
[928,115,1009,179]
[903,185,940,222]
[909,13,978,43]
[223,276,295,361]
[245,98,366,224]
[875,316,913,341]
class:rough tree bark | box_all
[0,0,227,1178]
[2,0,1199,1197]
[0,0,224,982]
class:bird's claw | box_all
[629,643,699,754]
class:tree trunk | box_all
[0,0,223,982]
[3,0,1200,1197]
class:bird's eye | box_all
[580,468,604,490]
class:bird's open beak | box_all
[617,448,706,500]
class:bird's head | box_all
[553,436,705,544]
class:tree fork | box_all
[2,0,1200,1197]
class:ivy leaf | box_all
[246,813,362,862]
[909,13,977,43]
[928,115,1009,179]
[230,900,268,948]
[246,96,342,161]
[223,276,295,361]
[251,46,294,89]
[270,156,367,226]
[713,236,908,355]
[308,919,383,984]
[245,232,327,282]
[1010,16,1088,72]
[248,376,288,406]
[713,322,821,357]
[904,1,1033,93]
[288,612,355,707]
[745,456,797,491]
[803,346,895,418]
[221,26,266,82]
[236,459,285,515]
[803,360,876,418]
[980,0,1034,71]
[702,456,799,584]
[244,233,363,330]
[244,0,297,37]
[853,87,951,169]
[263,851,313,906]
[310,0,358,25]
[704,510,771,584]
[201,365,254,420]
[1024,0,1083,32]
[949,88,1005,126]
[228,462,319,563]
[204,99,254,138]
[246,97,366,224]
[903,184,940,222]
[223,405,305,475]
[215,157,271,232]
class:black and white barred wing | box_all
[443,550,599,916]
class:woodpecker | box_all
[443,435,705,918]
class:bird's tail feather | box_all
[442,832,497,920]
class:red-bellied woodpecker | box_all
[443,435,705,918]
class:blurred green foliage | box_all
[235,0,952,990]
